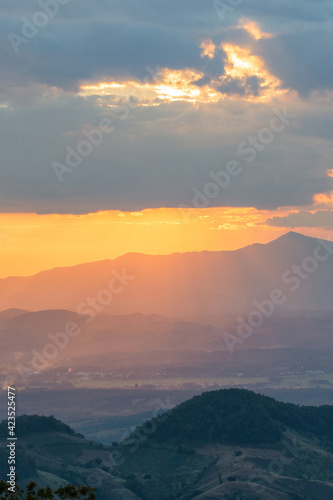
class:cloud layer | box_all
[0,0,333,213]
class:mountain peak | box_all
[268,230,314,246]
[276,230,307,240]
[285,230,304,237]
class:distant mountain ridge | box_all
[1,232,333,320]
[1,308,333,375]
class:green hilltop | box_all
[131,388,333,446]
[1,389,333,499]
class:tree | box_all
[0,481,96,500]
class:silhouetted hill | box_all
[136,389,333,446]
[0,414,82,438]
[1,232,333,320]
[0,311,232,374]
[0,308,28,319]
[2,308,333,381]
[117,389,333,499]
[0,415,118,499]
[1,391,333,499]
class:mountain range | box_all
[1,232,333,321]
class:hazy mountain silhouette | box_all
[1,309,333,375]
[0,232,332,320]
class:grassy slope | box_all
[1,390,333,499]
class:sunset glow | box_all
[2,2,333,490]
[200,39,216,59]
[1,206,332,279]
[240,19,274,40]
[80,68,216,105]
[1,2,333,282]
[80,40,284,105]
[313,191,333,206]
[221,44,283,100]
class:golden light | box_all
[240,18,274,40]
[82,82,127,90]
[80,68,220,105]
[221,43,283,100]
[200,39,216,59]
[0,208,288,278]
[80,37,288,105]
[80,80,158,103]
[313,191,333,206]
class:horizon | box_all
[1,210,333,278]
[0,228,317,280]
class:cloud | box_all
[200,40,216,60]
[0,1,333,214]
[266,210,333,228]
[0,91,332,214]
[1,0,333,97]
[257,28,333,96]
[1,0,227,97]
[238,18,274,40]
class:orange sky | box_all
[0,207,332,279]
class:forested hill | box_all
[1,391,333,499]
[132,388,333,446]
[0,414,83,438]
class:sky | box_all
[1,0,333,277]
